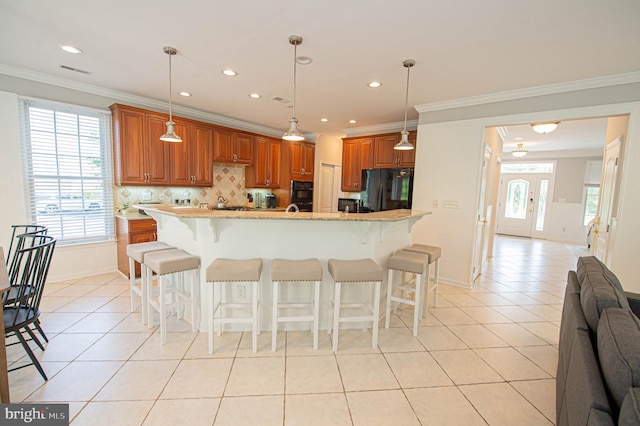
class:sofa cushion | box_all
[619,388,640,426]
[597,308,640,410]
[557,272,590,417]
[577,256,624,293]
[579,260,629,333]
[558,328,612,426]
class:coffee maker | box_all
[265,193,277,209]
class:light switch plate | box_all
[443,200,459,209]
[432,200,439,208]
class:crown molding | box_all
[415,71,640,113]
[342,119,418,137]
[0,63,290,138]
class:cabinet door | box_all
[251,136,270,187]
[191,124,214,186]
[144,114,172,185]
[169,119,192,186]
[341,139,360,192]
[213,128,234,162]
[301,143,315,180]
[399,132,417,167]
[234,132,253,164]
[374,135,399,168]
[113,106,146,185]
[267,138,281,187]
[359,137,374,170]
[289,141,304,180]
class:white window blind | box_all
[585,160,603,186]
[20,99,115,245]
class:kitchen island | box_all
[136,204,431,332]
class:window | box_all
[583,160,602,226]
[501,162,554,174]
[21,99,115,245]
[505,179,529,219]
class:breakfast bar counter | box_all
[136,205,431,331]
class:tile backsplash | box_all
[114,164,274,211]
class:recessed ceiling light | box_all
[222,69,238,76]
[514,137,524,141]
[296,56,313,65]
[368,81,382,88]
[320,118,328,122]
[249,93,261,99]
[349,119,357,124]
[60,45,83,54]
[179,91,192,97]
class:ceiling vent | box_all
[59,65,91,75]
[272,96,290,104]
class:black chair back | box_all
[3,233,56,328]
[5,225,48,277]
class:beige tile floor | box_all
[7,236,587,425]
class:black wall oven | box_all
[290,180,313,212]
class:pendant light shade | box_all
[394,59,415,151]
[160,46,182,143]
[283,35,304,141]
[512,143,528,157]
[531,122,559,134]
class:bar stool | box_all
[206,258,263,354]
[126,241,175,324]
[385,250,429,336]
[143,249,200,344]
[404,244,441,314]
[327,259,383,352]
[271,258,323,352]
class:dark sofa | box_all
[557,256,640,425]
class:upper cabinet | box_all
[246,136,281,188]
[341,137,373,192]
[111,104,213,187]
[289,141,315,181]
[213,128,253,164]
[373,131,417,168]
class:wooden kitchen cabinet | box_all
[213,128,253,164]
[246,136,281,188]
[170,121,214,187]
[289,141,315,181]
[116,216,157,278]
[341,137,373,192]
[373,131,417,168]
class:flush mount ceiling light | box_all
[159,46,182,143]
[368,81,382,88]
[320,118,328,122]
[249,93,261,99]
[282,35,305,141]
[179,91,192,97]
[512,143,528,157]
[222,69,238,76]
[59,44,83,54]
[349,119,357,124]
[531,122,560,134]
[394,59,416,151]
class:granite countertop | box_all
[134,204,431,222]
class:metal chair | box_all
[4,233,56,381]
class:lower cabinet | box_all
[116,216,157,278]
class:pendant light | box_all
[394,59,416,150]
[160,46,182,143]
[512,143,528,157]
[282,35,305,141]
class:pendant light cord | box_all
[403,64,411,132]
[292,41,297,119]
[168,52,174,122]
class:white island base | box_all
[140,206,430,333]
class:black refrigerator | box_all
[360,168,414,211]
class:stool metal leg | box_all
[272,280,279,352]
[332,282,342,352]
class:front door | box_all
[497,173,553,238]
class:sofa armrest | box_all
[625,292,640,317]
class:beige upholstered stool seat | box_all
[206,258,263,354]
[206,258,263,282]
[144,249,200,344]
[401,243,441,316]
[328,259,383,352]
[126,241,175,324]
[271,259,323,351]
[385,250,429,336]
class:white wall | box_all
[413,101,640,290]
[0,90,117,282]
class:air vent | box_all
[272,96,290,104]
[59,65,91,75]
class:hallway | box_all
[5,236,584,424]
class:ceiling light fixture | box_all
[394,59,416,151]
[282,35,305,141]
[320,118,328,122]
[60,45,83,54]
[249,93,261,99]
[349,119,357,124]
[512,143,528,157]
[179,91,191,97]
[368,81,382,88]
[222,69,238,76]
[159,46,182,143]
[531,122,559,134]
